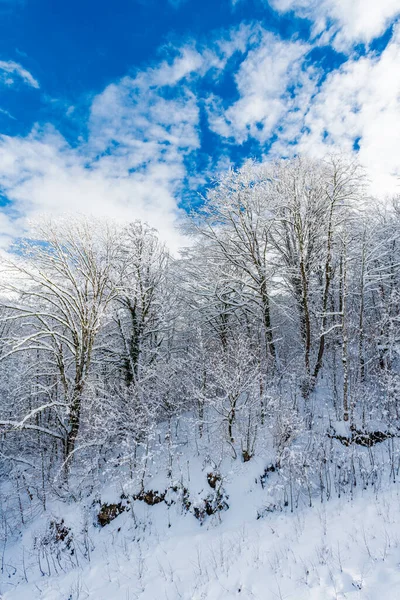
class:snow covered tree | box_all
[0,217,121,477]
[188,162,277,365]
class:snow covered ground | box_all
[2,455,400,600]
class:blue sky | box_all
[0,0,399,249]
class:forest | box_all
[1,154,400,598]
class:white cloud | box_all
[269,0,400,50]
[0,107,15,120]
[0,60,39,88]
[207,32,317,144]
[0,33,258,252]
[290,24,400,196]
[0,130,194,255]
[0,211,17,248]
[0,48,222,252]
[205,20,400,198]
[0,19,399,254]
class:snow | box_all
[3,458,400,600]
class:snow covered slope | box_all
[2,459,400,600]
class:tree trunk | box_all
[312,200,335,385]
[340,250,349,422]
[260,281,275,360]
[63,386,83,477]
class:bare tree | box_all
[188,162,277,365]
[109,221,171,387]
[310,156,365,388]
[265,157,329,378]
[0,217,121,476]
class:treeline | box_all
[0,154,399,500]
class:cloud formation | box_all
[0,9,399,251]
[207,21,400,197]
[0,60,39,88]
[0,47,226,251]
[207,31,315,143]
[296,25,400,195]
[269,0,400,49]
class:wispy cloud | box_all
[294,24,400,195]
[206,31,315,144]
[268,0,400,50]
[0,32,254,250]
[0,15,399,251]
[0,59,39,88]
[0,47,220,251]
[204,19,400,197]
[0,107,16,120]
